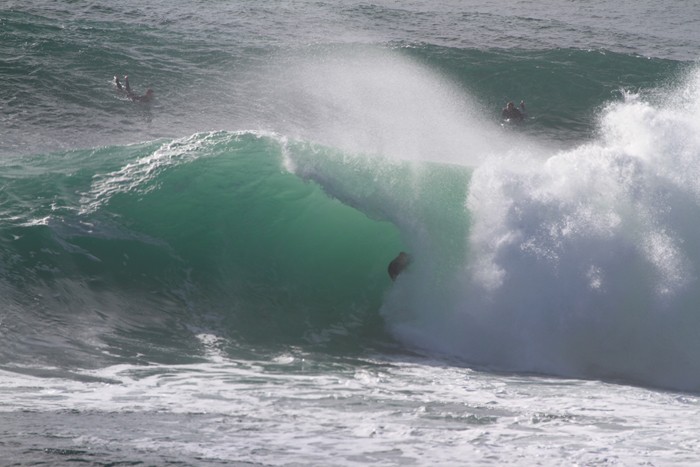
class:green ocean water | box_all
[2,1,700,465]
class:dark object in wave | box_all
[114,74,154,103]
[501,100,525,122]
[388,252,411,281]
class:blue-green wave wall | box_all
[0,132,414,366]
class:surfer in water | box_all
[388,251,411,281]
[501,100,525,121]
[114,75,154,103]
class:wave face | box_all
[0,132,407,369]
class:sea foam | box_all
[382,67,700,391]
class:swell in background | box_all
[1,0,685,156]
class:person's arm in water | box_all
[130,89,154,102]
[114,74,154,102]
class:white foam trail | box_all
[78,130,280,214]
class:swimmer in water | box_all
[114,75,154,103]
[501,100,525,121]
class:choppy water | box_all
[2,1,700,465]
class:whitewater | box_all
[2,0,700,465]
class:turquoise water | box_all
[2,1,700,465]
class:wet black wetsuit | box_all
[501,106,523,121]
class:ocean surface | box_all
[2,1,700,465]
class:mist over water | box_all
[264,48,511,165]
